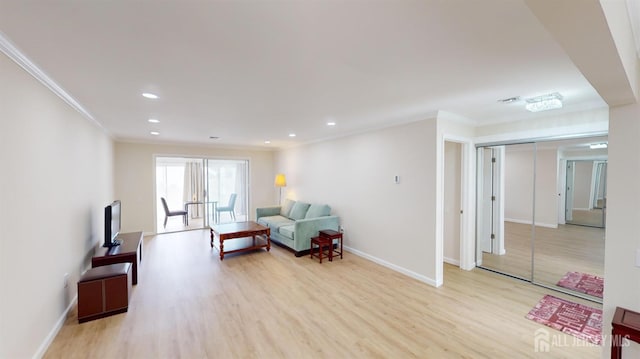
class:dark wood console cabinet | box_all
[92,231,143,284]
[77,263,132,323]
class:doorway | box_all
[155,156,249,233]
[444,141,462,267]
[565,160,607,228]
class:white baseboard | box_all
[504,218,558,229]
[34,295,77,359]
[443,257,460,266]
[344,246,440,287]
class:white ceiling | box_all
[0,0,614,148]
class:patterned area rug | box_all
[526,295,602,345]
[556,271,604,298]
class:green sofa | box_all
[256,199,339,256]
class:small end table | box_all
[310,236,333,263]
[319,229,343,260]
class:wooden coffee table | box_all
[210,221,270,260]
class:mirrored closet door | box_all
[476,143,535,280]
[476,136,607,302]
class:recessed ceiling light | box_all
[289,133,296,137]
[148,118,160,123]
[589,143,608,149]
[327,122,336,126]
[264,140,271,144]
[142,92,158,99]
[150,131,160,136]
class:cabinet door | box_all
[78,281,103,318]
[104,276,128,311]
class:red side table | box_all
[319,229,343,260]
[310,236,333,263]
[611,306,640,358]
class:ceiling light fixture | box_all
[289,133,296,137]
[148,118,160,123]
[264,140,271,144]
[142,92,159,99]
[150,131,160,136]
[327,122,336,126]
[589,143,608,149]
[525,93,563,112]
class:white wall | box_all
[571,161,593,209]
[0,53,113,358]
[502,144,575,228]
[475,108,609,144]
[504,145,535,224]
[276,119,439,285]
[534,148,559,227]
[114,142,275,233]
[603,102,640,358]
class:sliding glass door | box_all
[205,159,249,224]
[155,157,249,233]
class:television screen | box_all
[104,200,121,247]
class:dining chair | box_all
[161,197,188,227]
[216,193,237,222]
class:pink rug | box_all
[526,295,602,345]
[556,271,604,298]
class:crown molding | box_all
[0,31,106,132]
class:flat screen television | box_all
[104,200,121,247]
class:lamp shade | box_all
[274,173,287,187]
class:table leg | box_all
[210,229,214,248]
[329,240,333,262]
[219,237,224,260]
[611,333,622,359]
[266,234,271,252]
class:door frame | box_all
[437,134,475,286]
[152,154,251,234]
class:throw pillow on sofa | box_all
[305,204,331,219]
[288,202,311,220]
[280,199,296,217]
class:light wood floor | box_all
[481,222,604,300]
[568,209,605,227]
[158,214,248,233]
[45,230,602,358]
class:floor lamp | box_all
[275,173,287,205]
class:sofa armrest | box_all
[256,206,281,219]
[293,216,340,252]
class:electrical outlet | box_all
[63,273,69,289]
[339,226,345,233]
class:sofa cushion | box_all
[305,204,331,219]
[280,199,296,217]
[288,202,310,220]
[257,215,294,230]
[278,225,295,240]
